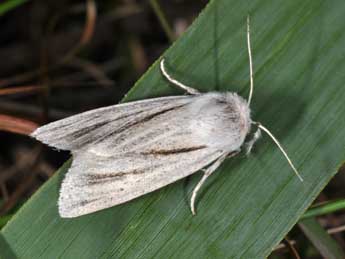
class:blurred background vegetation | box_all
[0,1,344,258]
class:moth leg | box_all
[160,59,200,95]
[245,127,261,155]
[190,151,239,215]
[227,148,240,158]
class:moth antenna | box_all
[247,15,254,106]
[257,123,304,182]
[160,59,200,95]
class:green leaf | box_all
[302,199,345,219]
[0,0,28,16]
[299,218,345,259]
[2,0,345,257]
[0,215,13,229]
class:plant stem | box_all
[302,199,345,219]
[149,0,175,42]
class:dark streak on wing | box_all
[46,113,105,132]
[141,145,207,155]
[50,98,183,141]
[84,169,146,185]
[75,145,210,207]
[52,107,148,141]
[70,121,110,138]
[87,103,188,146]
[75,198,101,208]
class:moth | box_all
[31,17,303,218]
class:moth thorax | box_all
[190,92,251,152]
[219,92,251,150]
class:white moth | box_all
[31,17,303,218]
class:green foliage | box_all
[2,0,345,258]
[303,199,345,219]
[299,218,344,258]
[0,0,28,16]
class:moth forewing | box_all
[58,147,223,218]
[31,95,193,152]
